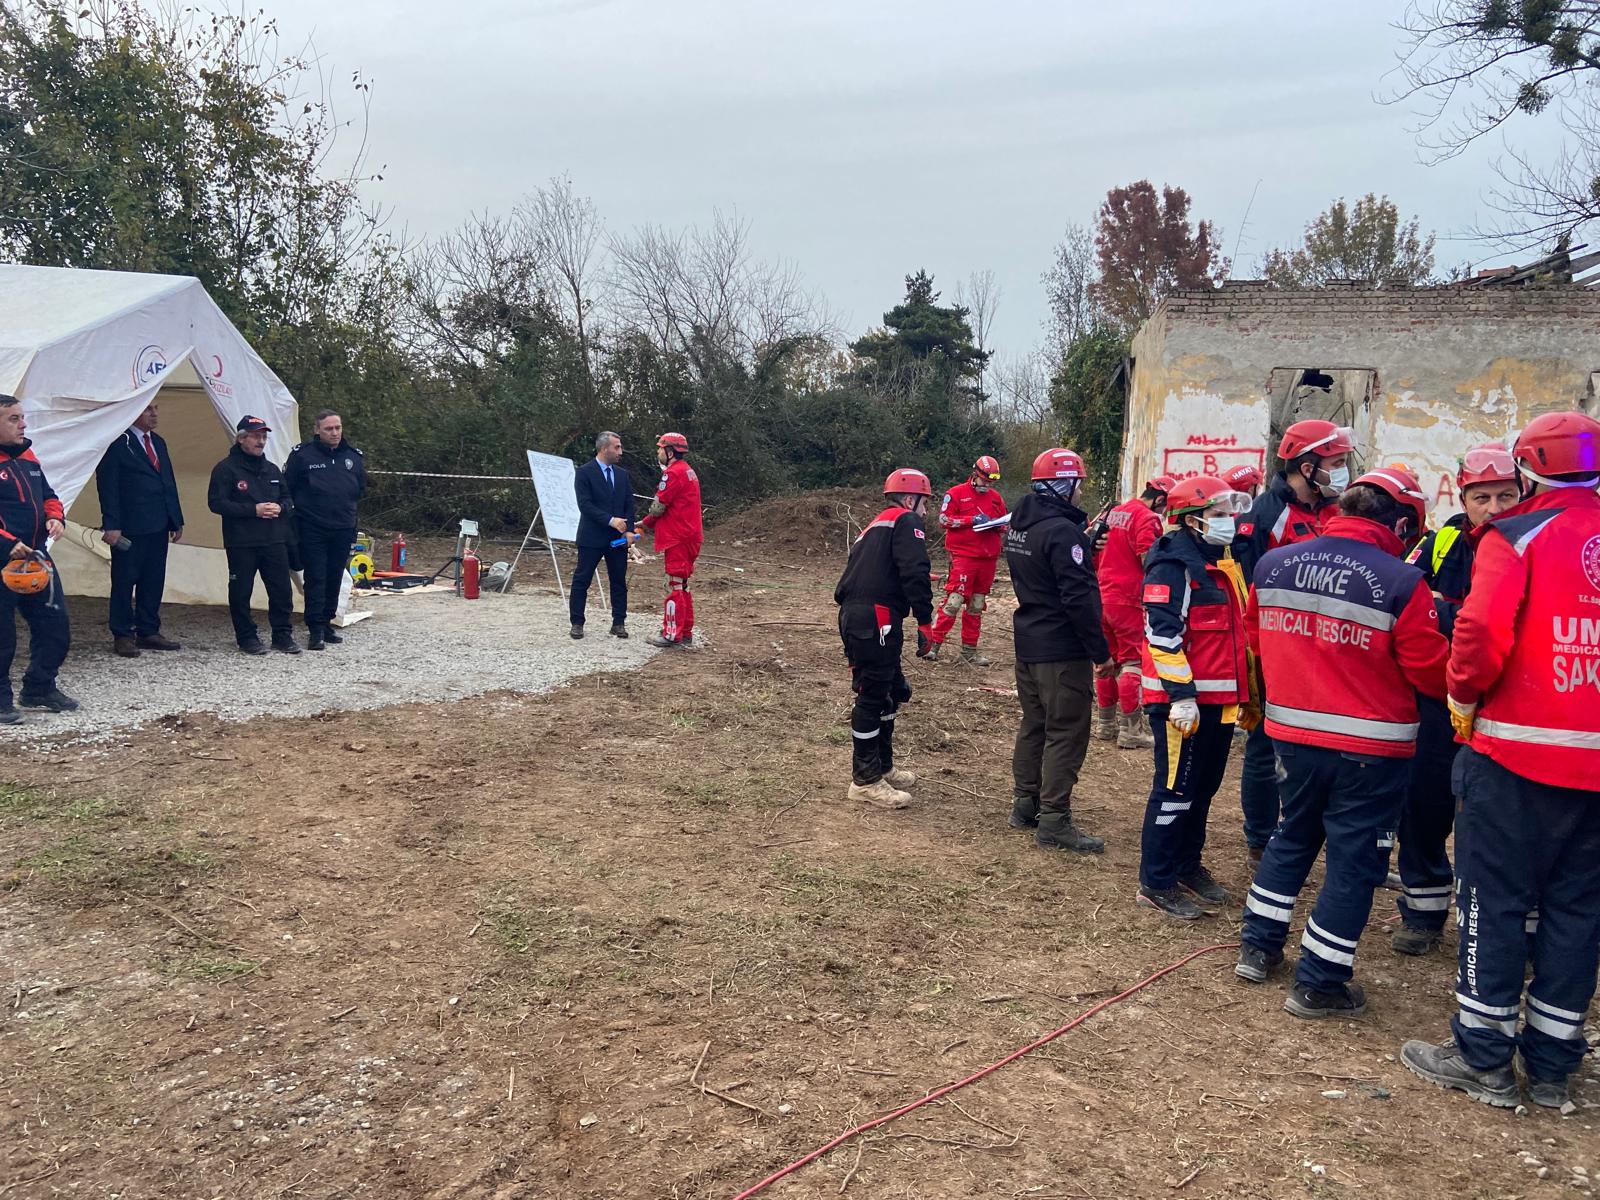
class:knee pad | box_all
[942,591,963,617]
[968,592,987,614]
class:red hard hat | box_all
[2,557,51,596]
[1165,475,1250,519]
[1222,464,1264,491]
[1031,448,1086,481]
[1456,441,1517,490]
[1146,474,1178,495]
[883,467,932,497]
[973,455,1001,480]
[1279,419,1354,460]
[1510,411,1600,482]
[657,432,689,452]
[1353,466,1428,528]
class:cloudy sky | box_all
[264,0,1567,359]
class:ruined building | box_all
[1120,276,1600,523]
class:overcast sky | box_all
[265,0,1568,361]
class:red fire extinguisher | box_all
[391,534,407,572]
[462,542,480,600]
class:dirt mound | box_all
[706,486,889,558]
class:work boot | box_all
[1116,711,1154,750]
[1527,1075,1571,1110]
[570,624,584,639]
[883,766,916,790]
[1093,704,1118,743]
[1008,793,1040,829]
[240,640,269,656]
[609,624,628,639]
[1383,870,1403,891]
[113,636,141,658]
[1284,981,1367,1020]
[271,635,302,655]
[1137,885,1203,920]
[322,625,344,644]
[922,642,941,663]
[959,645,991,667]
[1391,923,1443,957]
[1400,1039,1519,1108]
[137,633,181,651]
[1035,809,1104,854]
[1178,866,1231,906]
[646,633,680,649]
[307,627,326,651]
[20,686,79,713]
[1235,944,1284,983]
[847,778,912,810]
[0,706,21,725]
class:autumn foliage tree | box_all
[1089,181,1226,329]
[1262,194,1439,287]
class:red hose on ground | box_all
[730,941,1240,1200]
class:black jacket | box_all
[208,445,294,547]
[575,457,636,549]
[1232,472,1337,580]
[285,437,366,531]
[1004,490,1109,665]
[834,505,934,625]
[1405,513,1473,641]
[95,429,184,537]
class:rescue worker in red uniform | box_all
[1136,476,1255,919]
[1237,467,1448,1019]
[1402,412,1600,1111]
[834,468,936,810]
[1389,443,1520,956]
[1232,420,1352,867]
[638,432,703,649]
[926,455,1008,666]
[1093,474,1175,749]
[1221,463,1264,501]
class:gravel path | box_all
[6,587,659,745]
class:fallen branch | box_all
[837,1140,865,1195]
[129,897,245,952]
[702,1084,771,1118]
[689,1040,711,1086]
[1172,1162,1206,1190]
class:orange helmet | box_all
[1279,419,1355,461]
[1509,411,1600,485]
[1352,466,1428,528]
[1030,448,1086,481]
[1222,464,1264,492]
[1456,442,1516,491]
[883,468,932,497]
[3,556,52,596]
[657,432,689,453]
[1164,475,1250,520]
[972,455,1001,482]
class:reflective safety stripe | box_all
[1455,993,1519,1018]
[1300,929,1355,966]
[1528,994,1585,1023]
[1159,800,1192,812]
[881,710,898,722]
[1251,883,1298,906]
[1142,675,1237,693]
[1255,587,1397,632]
[1476,718,1600,750]
[1402,894,1451,911]
[1458,1009,1519,1036]
[1526,1010,1582,1039]
[1155,814,1178,826]
[1306,917,1359,950]
[1266,703,1419,742]
[851,728,879,739]
[1245,894,1293,923]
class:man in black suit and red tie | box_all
[570,430,637,639]
[95,401,185,657]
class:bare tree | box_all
[519,176,606,401]
[1041,221,1100,365]
[992,350,1054,432]
[955,269,1001,400]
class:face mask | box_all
[1196,516,1235,546]
[1316,465,1350,498]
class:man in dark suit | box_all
[570,430,636,639]
[96,401,184,657]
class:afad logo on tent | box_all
[204,353,234,400]
[131,344,169,389]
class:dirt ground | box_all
[2,522,1597,1200]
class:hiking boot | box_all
[609,624,628,639]
[1138,885,1203,920]
[20,687,79,713]
[136,633,181,651]
[1401,1039,1519,1108]
[113,636,141,658]
[1527,1075,1571,1109]
[1383,870,1403,891]
[240,640,269,656]
[1235,944,1284,983]
[883,766,916,790]
[570,624,584,639]
[307,627,326,651]
[847,778,912,810]
[271,635,302,655]
[1116,711,1154,750]
[322,626,343,644]
[1008,793,1040,829]
[1391,923,1443,957]
[1093,704,1118,743]
[646,633,682,649]
[959,645,991,667]
[1284,981,1367,1020]
[0,706,21,725]
[1035,809,1104,854]
[923,642,941,662]
[1178,866,1231,906]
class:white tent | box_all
[0,264,300,606]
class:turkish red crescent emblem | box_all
[0,470,8,482]
[1581,534,1600,592]
[1238,522,1255,537]
[236,480,249,491]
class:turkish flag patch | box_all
[1143,584,1171,604]
[236,480,249,491]
[1238,522,1254,537]
[913,528,925,539]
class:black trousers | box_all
[839,604,911,785]
[107,531,170,638]
[1140,705,1236,889]
[1012,659,1094,813]
[570,543,628,627]
[299,523,354,629]
[1396,697,1459,931]
[225,544,293,645]
[0,570,69,705]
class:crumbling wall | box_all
[1122,285,1600,522]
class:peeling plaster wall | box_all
[1122,286,1600,523]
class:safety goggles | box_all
[1303,425,1356,456]
[1206,490,1253,516]
[1458,446,1515,478]
[978,470,1001,481]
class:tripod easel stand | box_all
[506,506,565,601]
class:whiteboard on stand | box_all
[526,451,581,542]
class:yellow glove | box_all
[1237,703,1263,732]
[1447,695,1477,742]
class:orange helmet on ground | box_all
[1030,448,1086,481]
[1456,442,1516,491]
[1509,411,1600,485]
[3,556,52,596]
[1352,466,1428,528]
[1279,420,1355,461]
[1164,475,1250,520]
[883,468,932,497]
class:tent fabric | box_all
[0,265,300,606]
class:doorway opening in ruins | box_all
[1266,367,1378,472]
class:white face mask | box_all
[1197,515,1235,546]
[1316,465,1350,498]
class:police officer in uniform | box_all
[208,416,299,655]
[285,410,366,650]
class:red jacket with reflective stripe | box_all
[1246,515,1449,758]
[1448,487,1600,790]
[0,440,64,550]
[639,458,703,548]
[1097,498,1163,610]
[938,481,1007,559]
[1138,531,1250,707]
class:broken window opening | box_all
[1266,367,1378,474]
